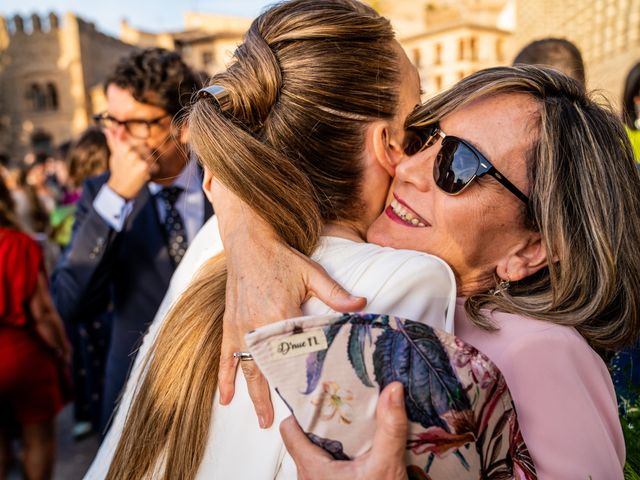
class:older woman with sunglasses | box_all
[217,65,640,479]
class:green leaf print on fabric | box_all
[373,319,471,431]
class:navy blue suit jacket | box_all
[52,172,213,426]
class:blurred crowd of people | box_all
[0,127,112,478]
[1,44,212,479]
[0,27,638,479]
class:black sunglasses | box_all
[404,124,530,205]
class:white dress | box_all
[85,216,456,480]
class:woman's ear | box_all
[202,168,214,204]
[496,232,549,282]
[174,121,189,144]
[370,122,405,177]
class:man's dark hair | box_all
[105,47,200,120]
[513,38,585,87]
[33,152,48,166]
[56,140,72,163]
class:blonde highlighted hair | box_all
[107,1,401,478]
[407,65,640,351]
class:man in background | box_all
[52,48,212,430]
[513,37,586,87]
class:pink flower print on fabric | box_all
[312,381,354,425]
[509,409,537,480]
[453,337,498,388]
[407,426,476,456]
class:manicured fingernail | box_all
[391,383,404,407]
[259,415,267,429]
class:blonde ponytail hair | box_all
[108,1,401,478]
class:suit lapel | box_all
[129,185,153,227]
[124,185,175,280]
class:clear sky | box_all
[1,0,275,36]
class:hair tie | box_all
[197,85,226,106]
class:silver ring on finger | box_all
[233,351,254,362]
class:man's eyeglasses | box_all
[92,112,171,139]
[404,124,530,205]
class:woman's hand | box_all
[280,382,409,480]
[30,271,72,364]
[209,178,366,428]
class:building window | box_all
[433,43,442,65]
[433,75,443,91]
[496,38,504,62]
[202,51,214,68]
[26,83,46,111]
[458,38,466,61]
[46,83,58,110]
[26,82,58,111]
[470,36,478,61]
[412,48,422,69]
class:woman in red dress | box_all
[0,174,70,480]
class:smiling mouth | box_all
[385,194,429,228]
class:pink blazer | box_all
[455,298,625,479]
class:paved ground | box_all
[8,406,100,480]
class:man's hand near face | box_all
[105,128,152,200]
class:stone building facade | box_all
[370,0,513,96]
[375,0,640,104]
[2,1,637,161]
[0,13,135,161]
[119,12,250,76]
[402,24,511,96]
[513,0,640,106]
[0,10,248,162]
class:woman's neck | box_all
[457,271,495,297]
[322,221,366,243]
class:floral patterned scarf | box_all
[246,312,536,480]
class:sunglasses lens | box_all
[403,131,424,156]
[434,140,479,194]
[404,125,439,156]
